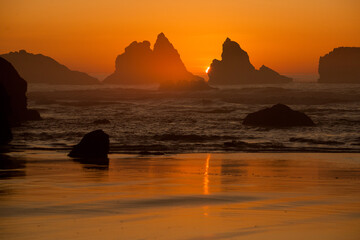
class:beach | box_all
[1,152,359,239]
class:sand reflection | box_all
[203,154,211,195]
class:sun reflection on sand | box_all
[203,154,211,195]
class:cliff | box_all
[318,47,360,83]
[208,38,292,85]
[0,57,40,125]
[1,50,99,85]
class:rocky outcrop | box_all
[243,104,315,127]
[0,57,41,125]
[1,50,99,85]
[68,130,109,159]
[0,83,12,144]
[318,47,360,83]
[208,38,292,85]
[104,33,210,89]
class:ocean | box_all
[11,82,360,154]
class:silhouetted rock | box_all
[93,119,111,124]
[0,83,12,144]
[208,38,292,84]
[104,33,210,90]
[257,65,292,83]
[0,57,41,125]
[318,47,360,83]
[1,50,99,85]
[243,104,315,127]
[68,130,109,159]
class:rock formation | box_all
[208,38,292,84]
[104,33,210,90]
[0,57,41,125]
[1,50,99,85]
[318,47,360,83]
[243,104,315,127]
[68,130,109,159]
[0,83,12,144]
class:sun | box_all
[205,66,210,74]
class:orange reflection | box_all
[203,154,211,195]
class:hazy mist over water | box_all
[10,82,360,154]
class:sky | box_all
[1,0,359,79]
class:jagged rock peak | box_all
[222,37,249,60]
[125,41,151,52]
[154,33,178,54]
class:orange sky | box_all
[1,0,359,78]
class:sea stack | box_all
[243,104,315,127]
[104,33,210,90]
[318,47,360,83]
[1,50,99,85]
[0,57,41,124]
[208,38,292,85]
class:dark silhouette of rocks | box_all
[1,50,99,85]
[104,33,210,90]
[243,104,315,127]
[257,65,292,83]
[318,47,360,83]
[0,83,12,144]
[68,130,109,159]
[208,38,292,84]
[0,57,41,125]
[93,119,111,125]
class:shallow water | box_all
[0,152,359,239]
[10,82,360,153]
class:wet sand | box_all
[0,152,359,239]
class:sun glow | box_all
[205,66,210,74]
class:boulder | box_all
[68,130,109,159]
[1,50,99,85]
[104,33,211,90]
[0,57,41,124]
[318,47,360,83]
[208,38,292,85]
[243,104,315,127]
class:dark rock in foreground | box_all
[104,33,211,90]
[208,38,292,85]
[0,57,41,125]
[1,50,99,85]
[318,47,360,83]
[68,130,109,159]
[0,83,12,144]
[243,104,315,127]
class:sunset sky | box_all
[1,0,359,78]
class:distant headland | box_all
[0,50,99,85]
